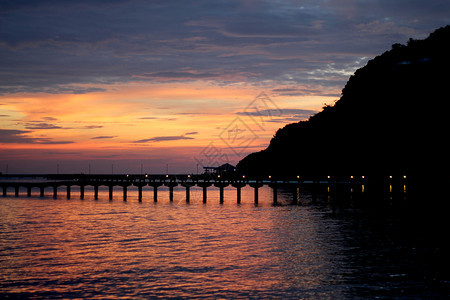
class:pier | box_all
[0,174,408,204]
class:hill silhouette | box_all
[237,26,450,183]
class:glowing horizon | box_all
[0,81,332,173]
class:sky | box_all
[1,0,449,174]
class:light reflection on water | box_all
[0,186,447,298]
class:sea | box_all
[1,184,448,299]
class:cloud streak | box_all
[133,135,195,143]
[91,136,116,140]
[236,108,318,122]
[0,128,74,144]
[24,122,63,130]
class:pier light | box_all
[218,175,221,178]
[362,176,365,179]
[145,174,148,178]
[126,174,129,178]
[296,175,300,179]
[188,174,191,178]
[350,175,353,179]
[166,174,169,178]
[403,175,407,179]
[327,175,331,179]
[242,175,245,179]
[268,175,272,179]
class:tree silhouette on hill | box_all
[237,26,450,179]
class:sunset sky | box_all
[1,0,449,174]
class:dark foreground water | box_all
[0,186,448,299]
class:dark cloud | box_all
[33,139,74,144]
[24,122,62,129]
[138,71,218,79]
[176,112,207,115]
[20,121,103,130]
[237,108,316,116]
[237,108,318,123]
[0,0,449,94]
[0,114,10,117]
[272,87,341,97]
[0,128,74,144]
[185,131,198,135]
[91,135,116,139]
[133,135,195,143]
[0,129,30,143]
[83,125,103,129]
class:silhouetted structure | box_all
[203,163,236,174]
[0,173,408,205]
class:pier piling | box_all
[181,182,195,203]
[292,187,298,204]
[249,182,263,205]
[165,182,178,202]
[197,182,212,203]
[231,182,246,204]
[214,182,229,204]
[186,186,190,203]
[149,182,163,202]
[270,183,278,204]
[109,185,113,200]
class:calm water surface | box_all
[0,186,448,298]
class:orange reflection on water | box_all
[0,188,340,298]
